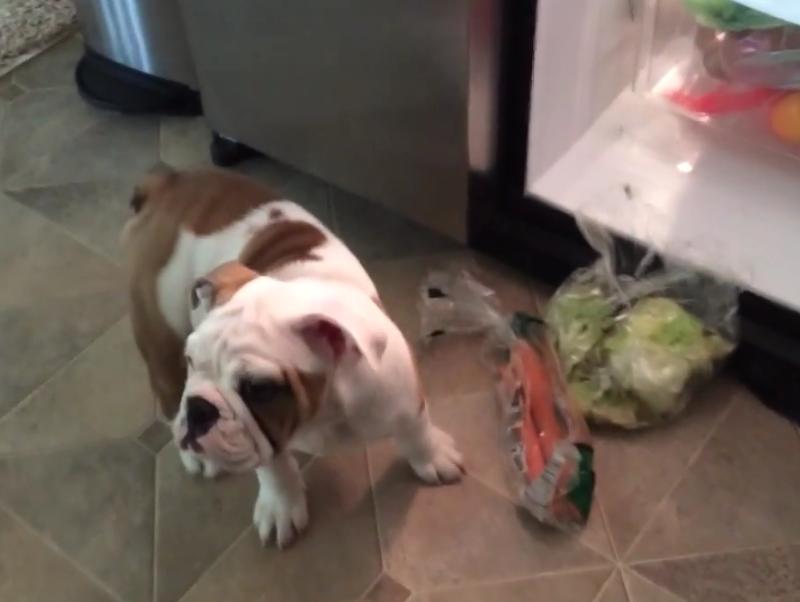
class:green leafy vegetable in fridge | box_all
[683,0,786,31]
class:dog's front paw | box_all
[253,484,309,549]
[410,426,465,485]
[179,449,223,479]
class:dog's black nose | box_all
[185,395,220,438]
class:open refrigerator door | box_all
[527,0,800,315]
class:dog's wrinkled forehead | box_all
[187,302,284,381]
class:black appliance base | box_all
[210,133,263,167]
[75,47,201,116]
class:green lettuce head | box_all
[683,0,786,31]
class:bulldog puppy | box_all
[124,166,463,548]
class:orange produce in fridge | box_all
[770,93,800,144]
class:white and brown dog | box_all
[124,166,463,548]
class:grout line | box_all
[1,190,124,267]
[4,181,130,268]
[177,454,317,600]
[622,396,737,561]
[621,566,687,602]
[589,569,618,602]
[132,436,156,457]
[628,541,800,565]
[598,493,621,562]
[151,446,161,602]
[0,498,124,602]
[356,572,383,601]
[177,522,255,602]
[0,433,151,461]
[0,315,127,427]
[418,563,614,597]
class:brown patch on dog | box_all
[192,262,259,309]
[284,367,328,421]
[269,207,284,219]
[239,220,326,274]
[246,369,328,453]
[129,166,282,235]
[125,167,281,418]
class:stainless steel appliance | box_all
[74,0,200,114]
[181,0,504,241]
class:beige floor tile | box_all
[5,109,160,190]
[594,379,735,558]
[427,392,509,497]
[0,318,153,454]
[628,392,800,561]
[0,76,22,132]
[369,440,609,593]
[367,252,539,400]
[138,420,173,454]
[361,573,411,602]
[632,545,800,602]
[12,34,83,89]
[0,506,116,602]
[182,448,381,602]
[155,443,258,602]
[0,196,127,417]
[0,86,100,185]
[0,439,155,602]
[0,66,158,191]
[408,568,611,602]
[597,569,630,602]
[622,569,684,602]
[9,179,135,262]
[0,75,24,101]
[332,188,455,261]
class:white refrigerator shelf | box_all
[530,88,800,312]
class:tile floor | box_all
[1,36,799,602]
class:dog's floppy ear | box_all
[190,261,258,325]
[292,312,388,369]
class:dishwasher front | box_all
[179,0,502,241]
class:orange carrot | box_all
[512,340,564,463]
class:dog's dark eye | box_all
[237,377,283,405]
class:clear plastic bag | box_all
[546,222,739,429]
[648,3,800,156]
[419,270,595,530]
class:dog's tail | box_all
[121,164,178,249]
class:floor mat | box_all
[0,0,76,77]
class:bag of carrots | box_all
[420,270,595,530]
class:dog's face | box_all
[174,265,386,471]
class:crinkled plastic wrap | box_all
[546,224,739,429]
[654,3,800,155]
[420,270,595,530]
